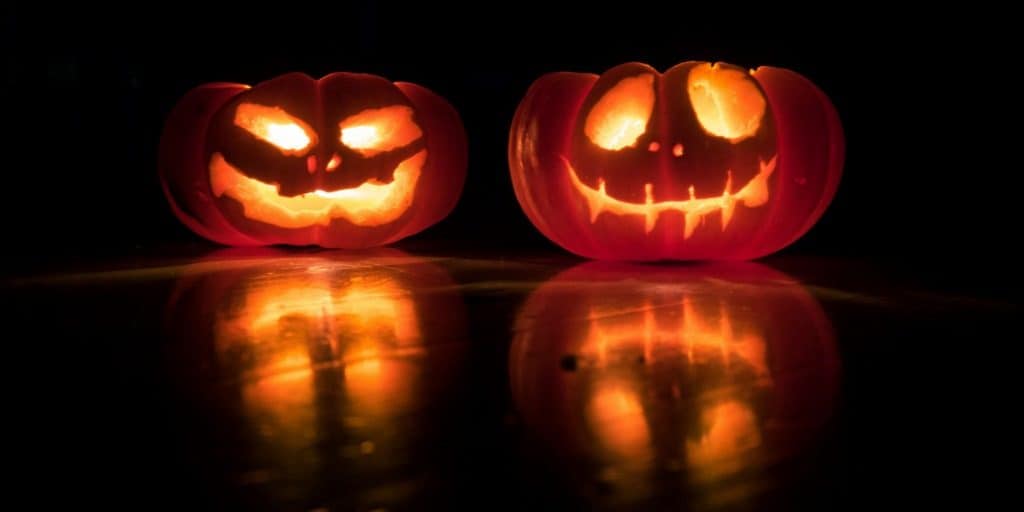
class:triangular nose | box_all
[325,153,341,172]
[306,153,341,174]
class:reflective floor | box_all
[7,248,1012,510]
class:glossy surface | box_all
[511,262,839,509]
[8,249,1012,510]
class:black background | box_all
[4,6,1016,276]
[3,5,1017,510]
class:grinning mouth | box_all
[209,150,425,228]
[566,155,776,239]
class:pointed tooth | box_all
[761,156,778,177]
[721,199,736,230]
[645,218,657,233]
[742,175,769,207]
[645,212,657,233]
[720,170,736,230]
[684,212,700,239]
[740,157,776,207]
[589,179,606,222]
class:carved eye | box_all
[584,74,656,150]
[687,63,766,143]
[234,103,317,155]
[339,105,423,157]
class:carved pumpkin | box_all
[164,250,467,504]
[510,262,840,504]
[160,73,467,248]
[509,62,844,260]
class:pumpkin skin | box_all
[510,262,840,503]
[163,249,468,503]
[509,62,844,260]
[160,73,467,248]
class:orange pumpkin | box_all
[509,61,844,260]
[160,73,466,248]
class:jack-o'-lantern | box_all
[164,249,467,508]
[509,62,844,260]
[160,73,467,248]
[510,263,839,507]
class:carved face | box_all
[509,61,844,260]
[509,263,840,502]
[160,73,467,248]
[570,63,777,240]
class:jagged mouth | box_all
[565,155,776,238]
[209,150,425,228]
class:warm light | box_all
[578,292,769,473]
[234,103,316,154]
[587,382,652,458]
[240,347,316,451]
[335,280,423,417]
[326,154,341,172]
[345,351,383,380]
[239,274,420,345]
[566,155,776,236]
[686,401,762,467]
[209,150,425,228]
[339,105,423,157]
[216,271,425,420]
[582,296,768,379]
[585,74,656,150]
[687,63,766,142]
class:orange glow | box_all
[215,269,425,421]
[687,63,766,142]
[240,346,316,453]
[234,103,316,155]
[238,274,421,345]
[686,401,762,467]
[587,382,651,458]
[339,105,423,157]
[582,297,768,379]
[209,150,425,228]
[508,262,841,500]
[326,153,341,172]
[566,155,776,236]
[573,288,772,480]
[672,143,684,157]
[585,74,656,150]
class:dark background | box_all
[4,6,1016,277]
[3,5,1016,510]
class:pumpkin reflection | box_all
[215,269,425,419]
[166,249,466,507]
[510,262,839,506]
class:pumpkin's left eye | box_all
[234,103,317,155]
[585,73,656,151]
[339,105,423,157]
